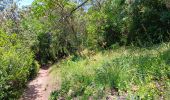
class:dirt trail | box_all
[20,67,59,100]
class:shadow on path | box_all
[22,84,42,100]
[20,67,50,100]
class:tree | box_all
[0,0,15,11]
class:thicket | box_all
[86,0,170,48]
[0,29,39,99]
[23,0,87,65]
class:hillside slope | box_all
[50,43,170,100]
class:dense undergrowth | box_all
[0,30,40,99]
[50,43,170,100]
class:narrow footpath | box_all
[20,66,59,100]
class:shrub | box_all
[0,30,37,99]
[86,0,170,47]
[127,0,170,46]
[29,60,40,80]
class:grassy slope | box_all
[50,43,170,100]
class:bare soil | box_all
[20,66,59,100]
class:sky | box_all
[17,0,34,8]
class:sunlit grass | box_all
[50,43,170,100]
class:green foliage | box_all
[0,30,37,99]
[19,0,170,66]
[29,60,40,79]
[1,0,170,99]
[95,57,133,90]
[86,0,128,48]
[50,44,170,99]
[21,0,86,65]
[127,0,170,46]
[86,0,170,48]
[86,10,107,49]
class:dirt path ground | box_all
[20,66,60,100]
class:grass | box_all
[48,64,62,91]
[50,43,170,100]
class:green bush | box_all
[127,0,170,46]
[29,60,40,80]
[0,30,37,99]
[86,0,170,47]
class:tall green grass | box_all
[50,43,170,100]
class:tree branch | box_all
[68,0,89,17]
[59,0,89,22]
